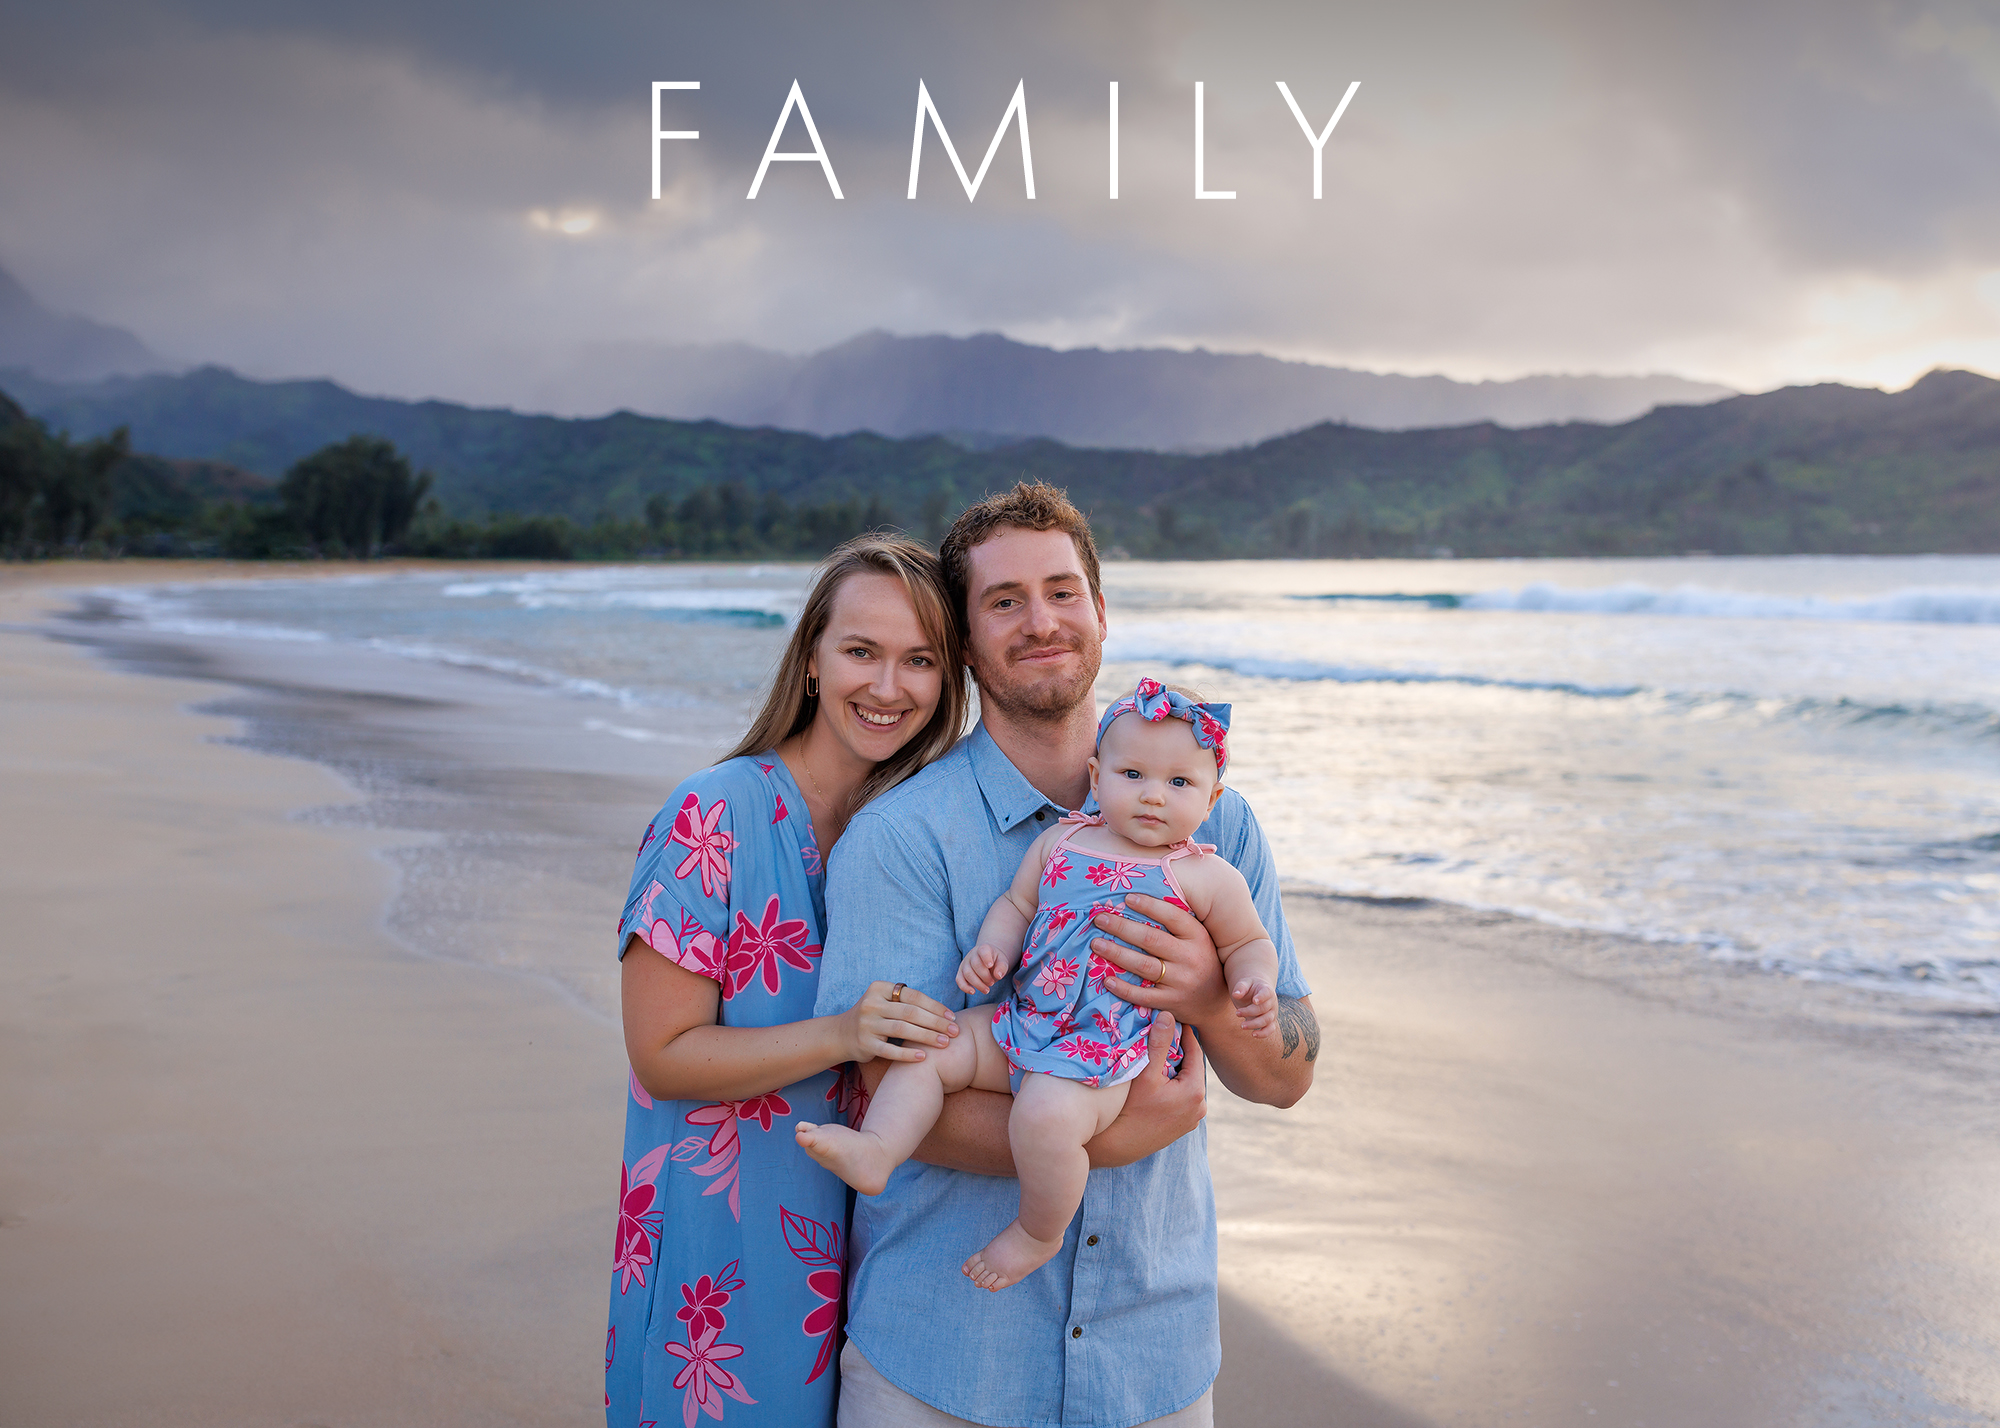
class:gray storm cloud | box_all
[2,0,1997,405]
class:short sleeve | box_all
[1208,790,1312,999]
[616,777,742,984]
[813,807,958,1017]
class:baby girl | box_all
[797,678,1280,1290]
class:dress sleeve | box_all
[615,771,744,984]
[1209,789,1313,999]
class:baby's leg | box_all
[797,1016,1007,1195]
[962,1074,1130,1291]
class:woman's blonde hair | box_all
[724,534,969,809]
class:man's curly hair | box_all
[938,481,1102,638]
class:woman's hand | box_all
[841,980,959,1063]
[956,944,1009,995]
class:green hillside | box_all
[7,364,1999,557]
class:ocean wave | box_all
[1289,591,1465,608]
[1287,875,2000,1009]
[1105,644,2000,738]
[443,572,796,623]
[1463,582,2000,624]
[1103,643,1642,698]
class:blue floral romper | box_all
[990,814,1192,1092]
[606,755,862,1428]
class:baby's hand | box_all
[957,944,1010,995]
[1231,976,1278,1036]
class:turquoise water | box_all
[103,555,2000,1008]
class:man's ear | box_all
[1207,780,1226,813]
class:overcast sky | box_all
[3,0,1999,408]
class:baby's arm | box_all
[957,828,1057,995]
[1180,859,1282,1035]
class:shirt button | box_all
[1086,1235,1099,1246]
[1036,809,1047,821]
[1071,1326,1084,1339]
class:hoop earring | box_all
[805,673,819,698]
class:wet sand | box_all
[3,564,1998,1427]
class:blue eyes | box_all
[1117,769,1193,788]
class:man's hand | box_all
[1090,892,1232,1031]
[1085,1012,1207,1169]
[1094,892,1315,1109]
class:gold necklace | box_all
[795,741,849,820]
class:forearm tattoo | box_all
[1277,997,1320,1062]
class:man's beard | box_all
[972,637,1101,723]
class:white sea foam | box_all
[1464,581,2000,624]
[443,569,798,621]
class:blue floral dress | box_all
[990,813,1189,1093]
[607,754,861,1428]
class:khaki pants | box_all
[838,1340,1215,1428]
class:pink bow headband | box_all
[1095,677,1231,776]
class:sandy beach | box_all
[3,563,1998,1427]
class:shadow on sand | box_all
[1215,1291,1431,1428]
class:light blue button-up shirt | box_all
[814,724,1311,1428]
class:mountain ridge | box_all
[6,362,1995,558]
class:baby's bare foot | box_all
[794,1121,893,1196]
[961,1219,1065,1291]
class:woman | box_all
[606,535,969,1428]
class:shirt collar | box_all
[966,723,1069,833]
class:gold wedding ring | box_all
[888,982,906,1003]
[1155,956,1166,984]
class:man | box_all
[813,482,1318,1428]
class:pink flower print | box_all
[629,1065,655,1110]
[755,759,775,774]
[639,820,659,853]
[676,1263,743,1342]
[1085,1074,1101,1088]
[1052,1010,1077,1035]
[991,1003,1005,1024]
[825,1062,869,1128]
[781,1206,844,1384]
[722,896,821,998]
[614,1144,671,1294]
[1058,1035,1111,1066]
[1034,956,1080,998]
[669,793,737,899]
[1136,675,1165,703]
[665,1324,755,1427]
[800,833,822,877]
[735,1091,793,1132]
[1042,904,1078,937]
[679,1103,744,1220]
[772,793,789,824]
[1163,892,1190,912]
[1091,1009,1120,1039]
[1085,950,1119,994]
[642,893,725,981]
[1085,860,1140,892]
[1041,851,1073,889]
